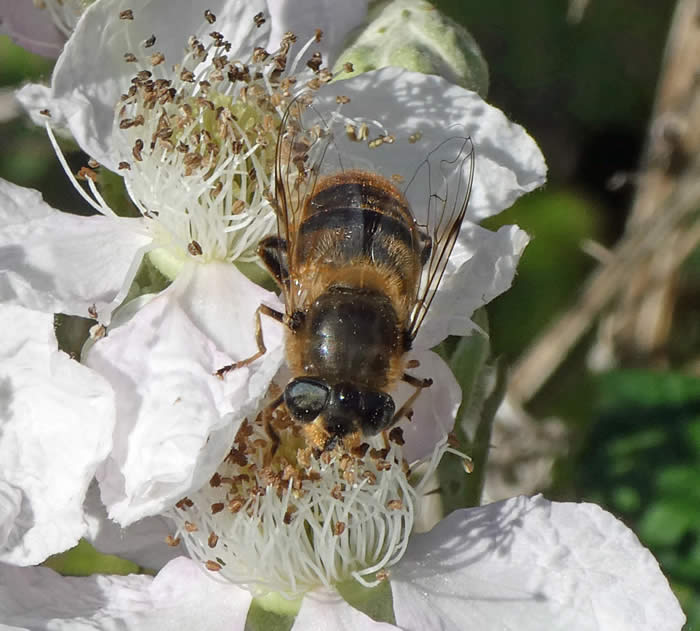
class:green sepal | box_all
[435,309,507,511]
[245,594,300,631]
[336,577,396,624]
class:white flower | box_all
[0,304,114,566]
[0,495,686,630]
[1,1,552,624]
[1,0,546,549]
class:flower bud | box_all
[333,0,489,96]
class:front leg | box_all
[391,372,433,423]
[215,304,285,378]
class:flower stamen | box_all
[169,396,452,597]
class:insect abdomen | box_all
[303,286,402,388]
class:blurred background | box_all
[1,0,698,625]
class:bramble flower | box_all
[3,0,371,532]
[2,0,545,537]
[0,491,685,629]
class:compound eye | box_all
[284,378,330,423]
[360,391,395,435]
[333,382,362,412]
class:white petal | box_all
[169,260,285,364]
[0,306,115,565]
[45,0,269,169]
[395,350,461,463]
[415,224,530,350]
[311,66,547,222]
[147,558,252,629]
[0,557,252,630]
[0,179,151,321]
[86,262,284,526]
[0,1,65,57]
[0,480,22,550]
[392,495,686,631]
[15,83,62,129]
[83,483,181,571]
[292,590,399,631]
[266,0,368,64]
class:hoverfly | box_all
[219,94,474,451]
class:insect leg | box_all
[401,373,433,389]
[263,393,284,462]
[391,373,434,423]
[215,304,284,378]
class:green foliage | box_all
[578,370,700,627]
[434,0,672,130]
[0,36,53,85]
[484,189,601,359]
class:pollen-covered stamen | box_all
[168,399,448,597]
[113,11,335,267]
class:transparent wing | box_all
[273,94,335,314]
[404,136,475,341]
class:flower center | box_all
[168,393,449,598]
[114,12,333,276]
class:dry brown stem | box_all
[509,0,700,403]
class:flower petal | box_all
[0,306,115,565]
[392,495,686,631]
[0,480,21,550]
[85,262,284,526]
[311,66,546,222]
[266,0,368,64]
[292,590,399,631]
[396,350,461,463]
[0,557,251,630]
[83,483,181,571]
[36,0,269,169]
[14,82,57,128]
[0,1,65,58]
[0,179,151,321]
[414,224,530,350]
